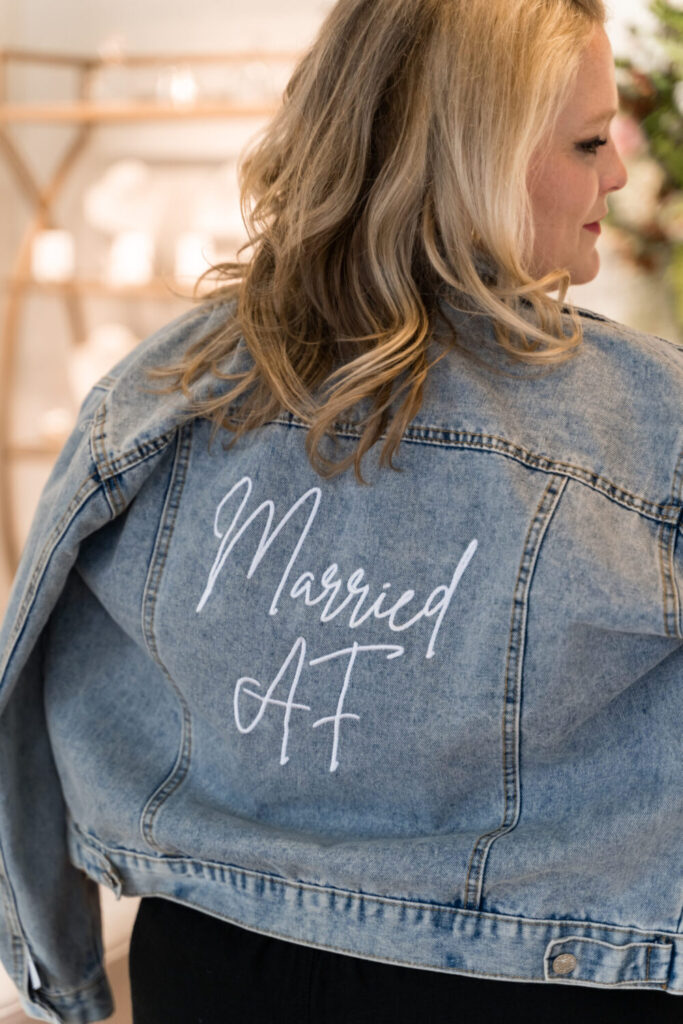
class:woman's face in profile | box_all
[527,25,628,287]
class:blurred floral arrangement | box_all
[610,0,683,331]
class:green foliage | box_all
[613,1,683,331]
[668,243,683,326]
[651,0,683,38]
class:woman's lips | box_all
[583,221,601,235]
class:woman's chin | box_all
[568,250,601,288]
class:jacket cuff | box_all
[17,965,114,1024]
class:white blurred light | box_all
[31,230,75,282]
[106,231,155,287]
[40,407,74,445]
[156,67,199,107]
[97,33,127,62]
[83,160,160,235]
[175,232,217,282]
[190,161,247,241]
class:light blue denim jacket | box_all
[1,299,682,1022]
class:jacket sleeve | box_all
[0,383,117,1024]
[679,514,683,641]
[0,302,228,1022]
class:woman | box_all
[0,1,680,1022]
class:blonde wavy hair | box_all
[151,0,607,483]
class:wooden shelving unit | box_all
[0,100,280,122]
[0,48,293,572]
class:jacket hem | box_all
[68,824,682,996]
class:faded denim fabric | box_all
[0,300,681,1022]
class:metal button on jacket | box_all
[552,953,578,976]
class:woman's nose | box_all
[605,145,628,194]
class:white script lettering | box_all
[198,476,479,771]
[197,475,478,661]
[233,636,404,772]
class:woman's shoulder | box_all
[99,298,238,390]
[569,302,683,372]
[88,298,240,454]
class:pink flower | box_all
[611,114,647,159]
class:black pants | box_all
[129,897,676,1023]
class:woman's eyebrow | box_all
[583,108,619,128]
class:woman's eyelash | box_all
[577,136,608,155]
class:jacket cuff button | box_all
[552,953,578,976]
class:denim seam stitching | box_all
[73,864,680,991]
[95,409,677,524]
[463,474,569,910]
[71,824,682,939]
[140,423,195,852]
[1,851,109,1008]
[666,445,683,639]
[90,403,125,516]
[543,936,669,988]
[1,474,101,673]
[0,461,105,999]
[125,901,673,990]
[97,431,179,477]
[32,967,110,1001]
[269,416,677,523]
[0,838,25,984]
[550,936,666,952]
[660,515,683,640]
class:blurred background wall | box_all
[0,1,680,1021]
[1,0,681,606]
